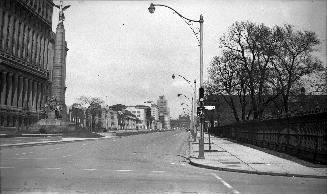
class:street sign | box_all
[204,106,215,110]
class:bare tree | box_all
[77,96,104,130]
[218,21,280,119]
[272,25,324,113]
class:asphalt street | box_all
[1,130,326,193]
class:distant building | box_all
[144,101,162,130]
[170,115,190,130]
[157,95,170,130]
[68,104,86,128]
[126,105,151,130]
[108,109,118,130]
[123,110,138,130]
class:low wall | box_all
[210,112,327,164]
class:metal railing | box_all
[210,111,327,164]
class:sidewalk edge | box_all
[0,137,110,148]
[188,158,327,179]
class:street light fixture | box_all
[148,3,205,159]
[172,73,197,142]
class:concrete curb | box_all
[0,137,112,148]
[0,130,163,148]
[188,159,327,179]
[0,133,62,138]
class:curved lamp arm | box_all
[149,3,200,23]
[172,74,196,93]
[177,93,191,101]
[148,3,202,45]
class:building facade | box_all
[157,95,170,130]
[68,104,86,128]
[0,0,55,131]
[126,106,147,130]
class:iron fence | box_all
[210,112,327,164]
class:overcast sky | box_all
[52,0,326,119]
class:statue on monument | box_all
[45,96,63,119]
[54,0,71,23]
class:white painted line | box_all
[44,168,61,170]
[151,171,165,173]
[83,168,97,171]
[13,158,47,160]
[211,173,240,194]
[62,155,73,158]
[82,144,86,146]
[21,152,26,155]
[115,170,133,172]
[170,163,175,165]
[0,167,14,169]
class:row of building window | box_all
[0,6,53,70]
[0,115,37,128]
[0,70,48,112]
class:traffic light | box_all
[197,107,204,116]
[199,87,204,102]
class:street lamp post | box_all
[178,94,192,132]
[172,74,197,139]
[149,3,205,158]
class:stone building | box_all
[0,0,56,131]
[157,95,170,130]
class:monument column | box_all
[51,0,70,120]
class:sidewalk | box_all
[189,133,327,179]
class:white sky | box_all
[52,0,327,119]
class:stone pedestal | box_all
[31,118,75,133]
[30,110,75,133]
[30,118,75,133]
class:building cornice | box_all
[0,51,49,79]
[15,0,54,28]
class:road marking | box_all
[151,171,165,173]
[21,152,26,155]
[115,170,133,172]
[13,158,47,160]
[0,167,14,169]
[211,173,240,194]
[82,144,86,146]
[62,155,73,158]
[170,162,175,165]
[83,168,97,171]
[44,168,61,170]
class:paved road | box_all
[1,130,326,193]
